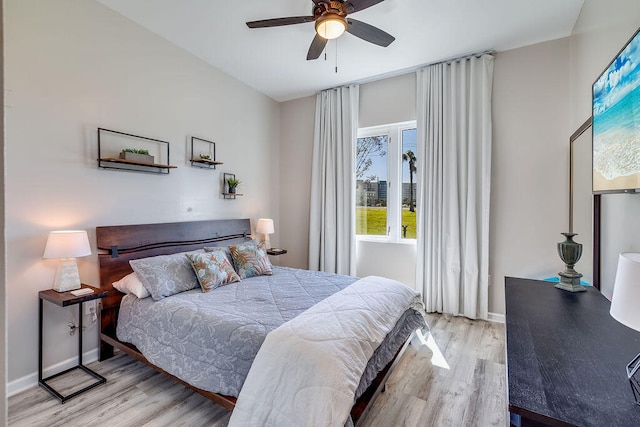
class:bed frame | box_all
[96,218,412,424]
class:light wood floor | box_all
[9,314,506,427]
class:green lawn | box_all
[356,207,416,239]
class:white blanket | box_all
[228,276,423,427]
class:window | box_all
[356,133,388,236]
[355,121,417,242]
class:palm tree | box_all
[402,150,416,213]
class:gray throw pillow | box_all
[129,249,203,301]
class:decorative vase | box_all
[228,187,236,194]
[556,232,586,292]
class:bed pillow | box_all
[112,272,150,299]
[229,240,273,279]
[186,249,241,292]
[129,249,203,301]
[204,238,255,264]
[203,245,233,265]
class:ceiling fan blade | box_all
[346,18,395,47]
[345,0,385,13]
[246,16,315,28]
[307,34,328,60]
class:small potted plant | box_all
[199,154,211,160]
[227,177,241,194]
[120,148,154,164]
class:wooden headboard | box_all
[96,218,251,361]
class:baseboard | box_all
[7,348,99,397]
[487,312,505,323]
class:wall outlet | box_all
[84,300,96,316]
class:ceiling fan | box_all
[246,0,395,60]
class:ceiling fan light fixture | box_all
[315,14,346,40]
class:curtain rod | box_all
[422,49,495,68]
[318,49,495,94]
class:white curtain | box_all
[415,55,494,319]
[309,85,359,275]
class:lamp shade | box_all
[610,252,640,332]
[256,219,275,235]
[43,230,92,259]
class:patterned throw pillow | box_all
[204,238,255,264]
[130,250,203,301]
[229,241,273,279]
[186,249,241,292]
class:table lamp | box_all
[256,218,274,249]
[610,252,640,405]
[43,230,92,292]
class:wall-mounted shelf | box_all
[99,157,178,169]
[223,173,242,199]
[190,136,223,169]
[222,193,243,199]
[192,158,223,168]
[97,128,176,174]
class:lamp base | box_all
[555,271,586,292]
[53,258,82,292]
[627,352,640,405]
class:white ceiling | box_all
[97,0,584,102]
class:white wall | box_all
[569,0,640,299]
[490,38,572,312]
[5,0,280,388]
[359,73,416,128]
[278,95,316,269]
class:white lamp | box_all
[43,230,92,292]
[610,252,640,404]
[256,219,275,250]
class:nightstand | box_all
[38,284,108,403]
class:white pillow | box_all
[113,272,150,299]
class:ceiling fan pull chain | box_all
[324,32,328,61]
[335,38,339,73]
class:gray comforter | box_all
[117,266,425,398]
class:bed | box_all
[96,219,426,425]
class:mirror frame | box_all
[569,117,600,290]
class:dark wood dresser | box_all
[505,276,640,426]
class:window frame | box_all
[355,120,417,244]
